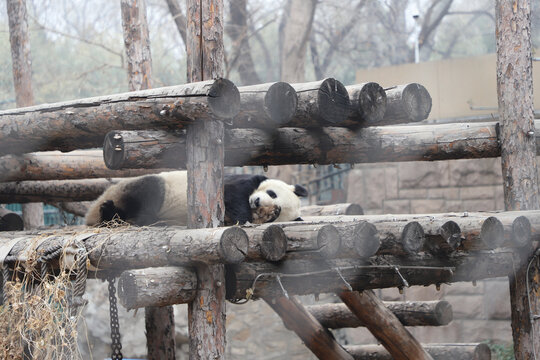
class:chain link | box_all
[108,276,123,360]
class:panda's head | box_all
[249,179,308,222]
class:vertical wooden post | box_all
[6,0,44,229]
[121,1,176,358]
[496,1,540,359]
[185,1,226,359]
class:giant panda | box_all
[85,171,308,227]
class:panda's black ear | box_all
[252,175,268,187]
[294,184,308,197]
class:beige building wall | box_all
[356,53,540,120]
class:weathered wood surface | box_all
[118,266,197,309]
[346,83,387,126]
[145,306,176,360]
[102,121,540,170]
[0,150,168,182]
[301,203,364,216]
[121,0,152,92]
[246,225,288,262]
[0,226,248,270]
[233,82,298,128]
[48,201,91,217]
[0,208,23,231]
[345,343,491,360]
[0,79,240,156]
[287,78,351,127]
[383,83,432,124]
[307,300,453,328]
[225,250,516,300]
[302,210,539,250]
[496,2,540,358]
[339,290,433,360]
[185,0,227,358]
[0,178,119,203]
[264,296,354,360]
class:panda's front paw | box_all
[251,205,281,224]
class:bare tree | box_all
[279,0,317,82]
[6,0,44,229]
[164,0,187,48]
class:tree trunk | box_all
[279,0,317,82]
[121,0,152,91]
[307,300,453,328]
[165,0,187,48]
[185,0,226,359]
[226,0,261,85]
[496,2,540,358]
[6,0,43,229]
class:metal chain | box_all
[107,276,123,360]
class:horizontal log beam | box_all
[301,203,364,216]
[346,83,387,126]
[0,79,240,155]
[102,121,540,170]
[0,150,169,182]
[1,226,249,271]
[0,178,120,203]
[344,343,491,360]
[225,250,516,300]
[118,266,197,309]
[307,300,453,328]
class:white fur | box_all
[156,171,187,224]
[248,179,301,222]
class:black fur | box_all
[99,175,165,225]
[224,174,267,225]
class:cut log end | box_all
[0,209,24,231]
[103,131,124,170]
[434,300,453,325]
[345,204,364,215]
[353,221,380,258]
[261,225,288,262]
[265,82,298,125]
[481,216,505,249]
[426,220,462,256]
[512,215,532,248]
[208,78,241,119]
[318,78,350,125]
[401,83,432,122]
[349,82,387,125]
[219,226,249,263]
[317,224,342,258]
[401,221,425,254]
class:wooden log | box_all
[339,290,433,360]
[288,78,351,127]
[233,82,298,128]
[301,203,364,216]
[345,343,491,360]
[0,178,120,203]
[185,0,227,358]
[307,300,453,328]
[47,201,91,217]
[264,296,353,360]
[383,83,432,124]
[117,266,197,309]
[101,120,534,169]
[422,221,461,256]
[376,221,425,256]
[246,225,288,262]
[145,306,176,360]
[225,250,515,300]
[281,223,342,258]
[0,208,23,231]
[346,83,387,126]
[0,150,168,182]
[0,79,240,155]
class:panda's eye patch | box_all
[266,190,277,199]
